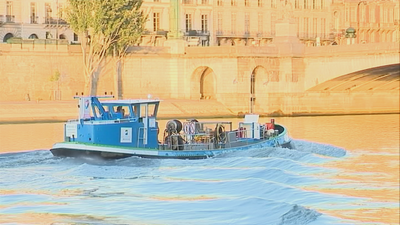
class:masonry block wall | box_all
[0,42,398,116]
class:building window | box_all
[231,12,236,34]
[201,14,208,33]
[258,0,263,7]
[320,0,324,9]
[217,0,223,6]
[183,0,193,4]
[153,0,160,2]
[217,12,223,33]
[320,18,325,38]
[304,0,308,9]
[73,33,79,42]
[369,7,375,23]
[360,6,366,22]
[258,13,263,34]
[185,14,192,32]
[245,13,250,35]
[271,0,276,8]
[201,0,208,4]
[304,17,309,38]
[383,8,388,23]
[231,0,237,6]
[295,0,299,9]
[153,13,160,31]
[313,18,317,36]
[6,1,13,22]
[245,0,249,7]
[345,7,350,22]
[45,3,52,23]
[312,0,316,9]
[58,3,64,19]
[30,2,37,24]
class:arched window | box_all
[28,34,39,39]
[3,33,14,42]
[59,34,66,39]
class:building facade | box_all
[0,0,398,46]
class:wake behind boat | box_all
[50,96,293,159]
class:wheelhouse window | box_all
[113,106,131,118]
[147,104,156,117]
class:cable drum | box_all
[166,119,182,133]
[214,124,226,148]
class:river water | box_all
[0,114,398,225]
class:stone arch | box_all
[28,34,39,39]
[3,33,14,42]
[190,66,216,100]
[249,65,268,113]
[59,34,66,39]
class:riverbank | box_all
[0,98,399,124]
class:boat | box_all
[50,96,293,159]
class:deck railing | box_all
[160,121,280,151]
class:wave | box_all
[278,204,321,225]
[291,140,347,158]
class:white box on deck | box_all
[241,114,261,139]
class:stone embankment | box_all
[1,94,399,124]
[0,99,237,124]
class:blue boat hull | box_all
[50,133,293,160]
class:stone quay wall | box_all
[0,42,398,120]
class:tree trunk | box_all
[115,58,123,99]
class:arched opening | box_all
[250,72,256,113]
[3,33,14,43]
[249,66,268,113]
[200,67,215,100]
[28,34,39,39]
[190,66,216,100]
[59,34,66,39]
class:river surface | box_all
[0,114,398,225]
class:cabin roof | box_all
[101,99,161,105]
